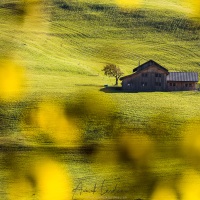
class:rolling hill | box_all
[0,2,200,200]
[0,0,199,93]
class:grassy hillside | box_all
[0,0,199,139]
[0,0,199,93]
[1,1,200,200]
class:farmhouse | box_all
[120,60,198,92]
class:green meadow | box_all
[1,0,199,127]
[0,0,200,199]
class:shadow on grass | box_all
[100,86,127,93]
[99,86,169,93]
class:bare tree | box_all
[102,64,124,85]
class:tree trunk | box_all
[115,77,118,85]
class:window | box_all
[155,73,161,77]
[185,83,188,87]
[169,83,176,87]
[142,73,148,77]
[141,82,147,86]
[155,82,161,86]
[189,83,192,87]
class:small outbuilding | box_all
[167,72,198,91]
[120,60,199,92]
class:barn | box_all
[120,60,199,92]
[167,72,198,91]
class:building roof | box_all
[133,60,168,73]
[120,60,199,82]
[120,73,136,80]
[167,72,198,82]
[120,60,168,80]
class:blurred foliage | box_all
[64,90,119,141]
[6,154,73,200]
[181,121,200,169]
[118,132,155,168]
[177,169,200,200]
[150,182,177,200]
[184,0,200,18]
[115,0,142,10]
[0,58,26,101]
[23,101,81,146]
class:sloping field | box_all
[0,1,200,200]
[0,0,199,93]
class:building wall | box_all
[167,82,197,91]
[122,66,168,92]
